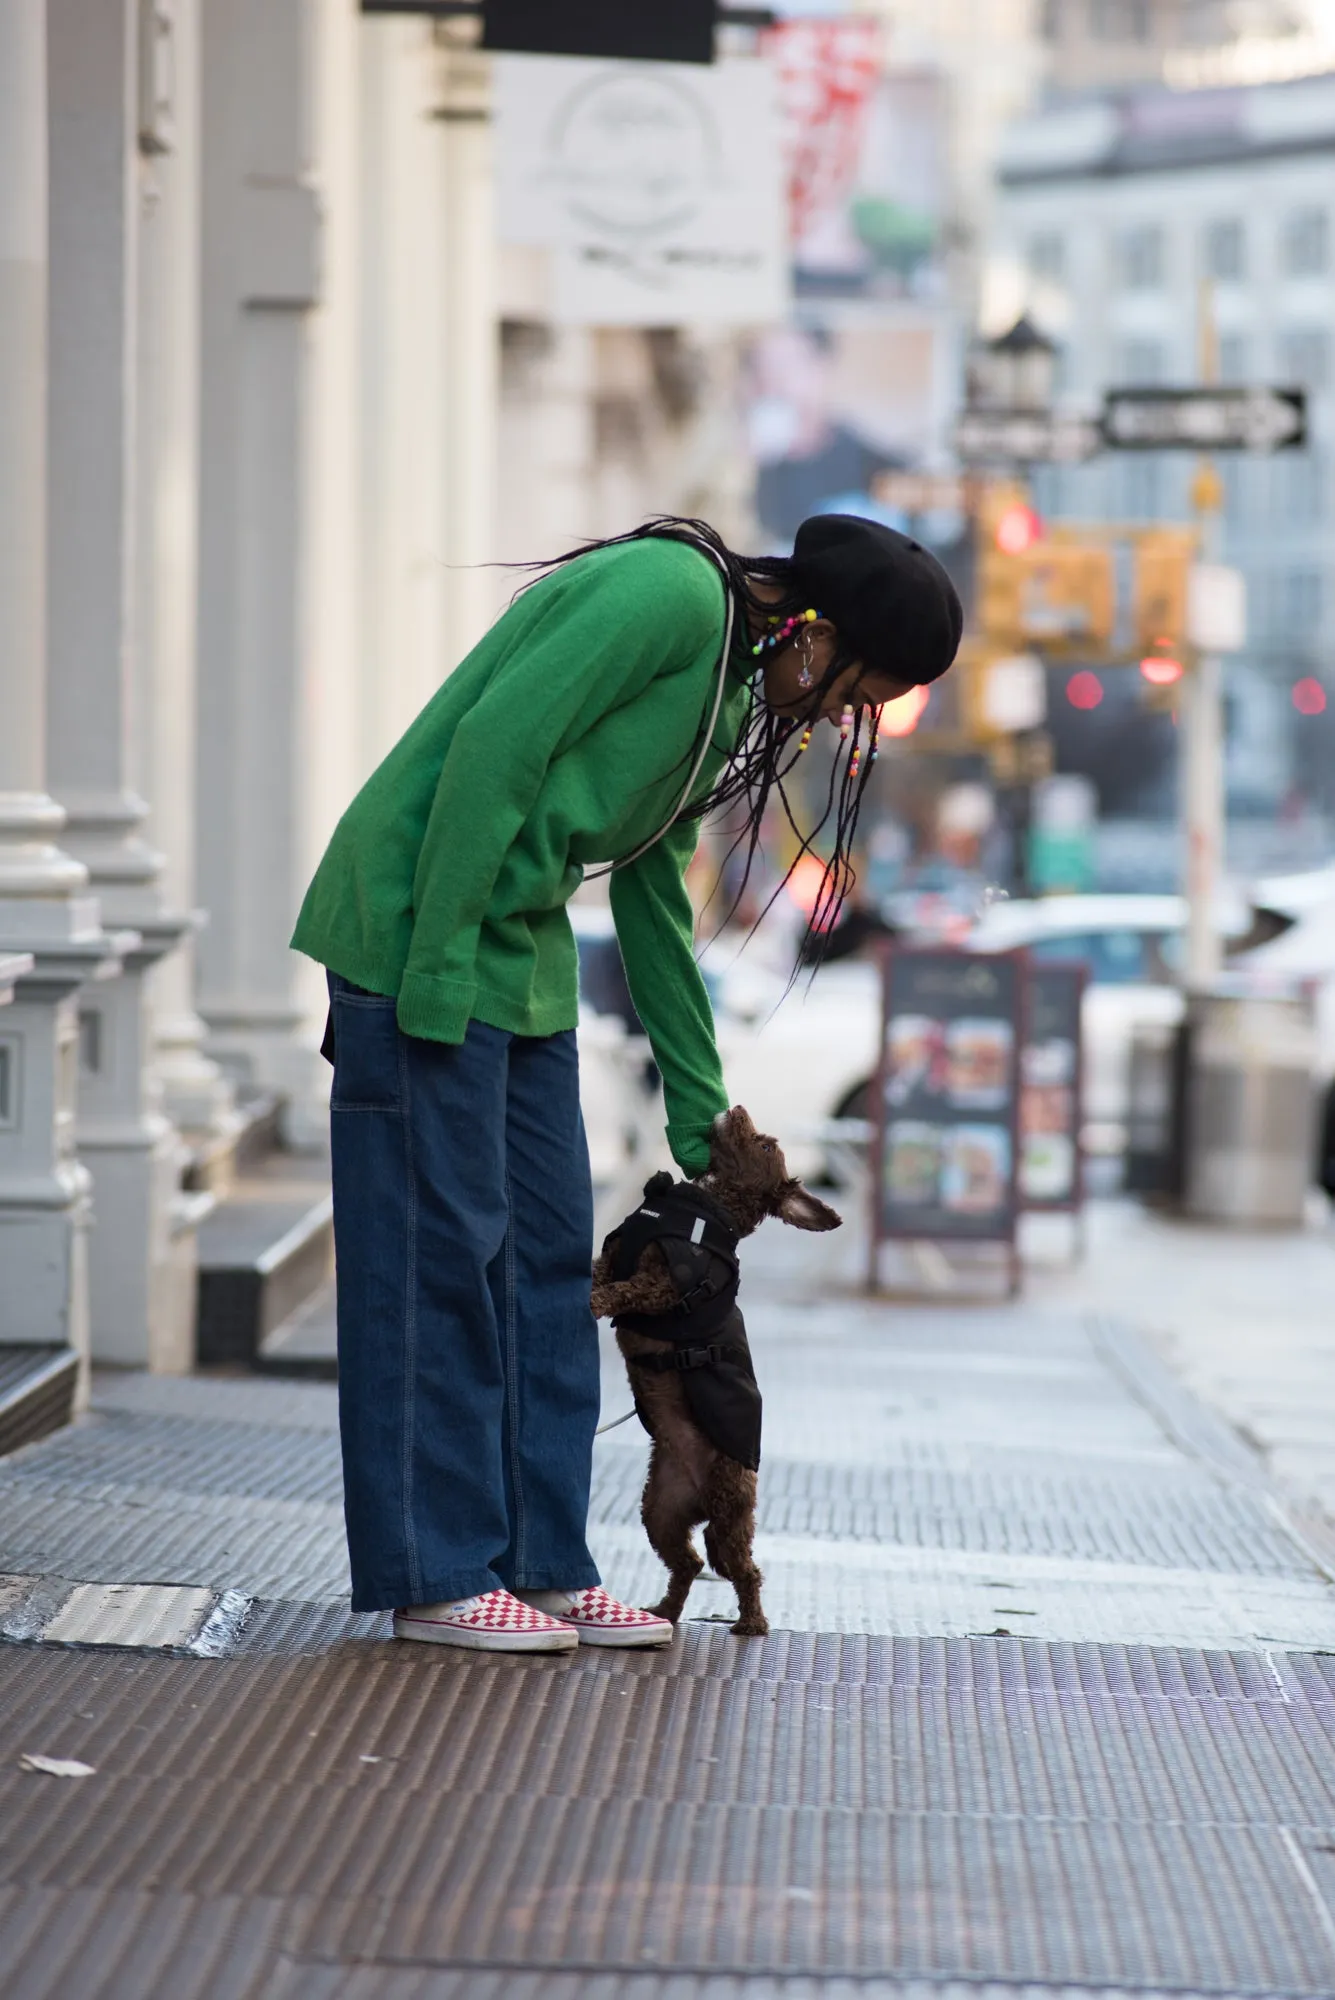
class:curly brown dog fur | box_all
[591,1105,840,1636]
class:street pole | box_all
[1183,286,1225,989]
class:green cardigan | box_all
[290,536,751,1174]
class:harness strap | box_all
[630,1341,749,1374]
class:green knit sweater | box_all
[290,536,751,1174]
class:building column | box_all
[45,0,196,1368]
[436,23,500,662]
[194,0,360,1142]
[355,12,448,763]
[0,0,124,1384]
[135,0,243,1189]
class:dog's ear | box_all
[777,1183,842,1232]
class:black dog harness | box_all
[605,1172,762,1471]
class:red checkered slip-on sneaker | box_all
[393,1589,578,1652]
[518,1587,674,1648]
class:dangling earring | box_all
[797,637,815,690]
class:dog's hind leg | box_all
[641,1444,706,1625]
[703,1462,768,1637]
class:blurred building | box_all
[1038,1,1310,98]
[990,69,1335,883]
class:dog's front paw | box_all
[731,1614,769,1638]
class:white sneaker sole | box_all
[565,1621,675,1649]
[393,1614,577,1653]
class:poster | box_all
[1020,963,1086,1211]
[875,950,1024,1245]
[494,55,788,326]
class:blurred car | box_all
[1229,885,1335,1081]
[714,893,1222,1178]
[576,889,1254,1186]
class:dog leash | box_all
[595,1407,638,1436]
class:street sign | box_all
[953,408,1103,466]
[872,470,972,514]
[1101,386,1306,452]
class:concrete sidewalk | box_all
[2,1215,1335,1995]
[1031,1195,1335,1536]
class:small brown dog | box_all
[591,1106,840,1636]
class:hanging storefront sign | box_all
[495,55,788,326]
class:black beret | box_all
[791,513,963,688]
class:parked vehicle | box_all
[576,888,1270,1187]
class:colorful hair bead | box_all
[797,723,813,754]
[839,703,855,741]
[751,608,824,658]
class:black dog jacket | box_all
[605,1172,762,1471]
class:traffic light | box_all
[977,540,1115,654]
[1132,529,1193,657]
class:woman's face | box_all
[760,620,916,723]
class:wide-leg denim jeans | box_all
[327,974,602,1613]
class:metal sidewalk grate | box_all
[2,1645,1335,1995]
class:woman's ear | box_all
[777,1184,843,1232]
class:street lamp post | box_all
[967,314,1059,417]
[965,318,1061,897]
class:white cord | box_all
[595,1408,638,1436]
[584,537,738,881]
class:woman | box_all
[292,512,962,1652]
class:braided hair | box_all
[510,515,885,954]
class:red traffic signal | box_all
[994,502,1043,556]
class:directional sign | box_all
[953,409,1103,467]
[1101,386,1306,453]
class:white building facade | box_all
[991,73,1335,867]
[0,0,499,1384]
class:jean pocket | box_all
[330,993,403,1110]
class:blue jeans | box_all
[327,974,602,1613]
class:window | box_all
[1029,232,1066,282]
[1203,218,1245,282]
[1030,931,1150,985]
[1091,0,1150,40]
[1122,456,1162,519]
[1218,333,1249,383]
[1221,457,1250,526]
[1276,451,1324,526]
[1118,337,1165,384]
[1281,568,1323,638]
[1278,326,1329,388]
[1284,207,1329,277]
[1115,225,1163,290]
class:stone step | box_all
[196,1183,334,1369]
[0,1347,80,1460]
[182,1086,286,1197]
[256,1274,338,1382]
